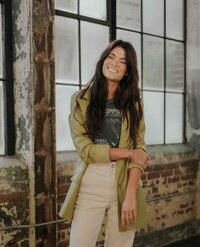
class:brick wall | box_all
[0,145,199,247]
[57,144,200,247]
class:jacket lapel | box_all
[77,89,131,149]
[77,90,90,122]
[118,113,131,149]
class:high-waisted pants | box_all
[69,162,136,247]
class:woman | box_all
[59,40,150,247]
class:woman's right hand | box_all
[128,148,149,169]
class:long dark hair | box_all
[77,39,143,148]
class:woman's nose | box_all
[111,60,119,67]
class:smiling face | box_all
[102,46,127,85]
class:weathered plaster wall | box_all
[187,0,200,143]
[12,0,33,166]
[0,1,33,246]
[0,0,56,246]
[0,158,29,247]
[187,0,200,227]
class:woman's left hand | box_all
[121,191,137,227]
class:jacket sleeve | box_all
[128,101,147,173]
[69,93,111,164]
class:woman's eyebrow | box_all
[109,52,126,60]
[109,52,115,57]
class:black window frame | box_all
[55,0,187,148]
[55,0,115,91]
[0,0,15,156]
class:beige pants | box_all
[69,162,136,247]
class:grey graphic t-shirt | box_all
[94,98,122,148]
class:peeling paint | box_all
[187,0,200,143]
[12,0,33,166]
[187,72,200,129]
[190,134,200,148]
[17,116,30,151]
[0,159,29,247]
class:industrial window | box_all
[0,0,14,155]
[0,2,4,155]
[55,0,186,151]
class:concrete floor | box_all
[165,236,200,247]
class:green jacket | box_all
[59,89,150,232]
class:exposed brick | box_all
[148,172,160,179]
[186,167,196,173]
[162,178,167,184]
[57,194,68,202]
[161,169,173,177]
[167,163,179,169]
[56,149,199,247]
[174,169,182,175]
[180,203,189,209]
[141,173,146,180]
[188,181,195,186]
[152,187,158,194]
[177,210,184,215]
[58,223,70,231]
[21,240,29,247]
[181,160,194,167]
[57,184,69,194]
[0,192,28,202]
[170,176,180,183]
[146,164,166,172]
[177,183,182,188]
[181,174,194,180]
[186,207,194,213]
[58,240,69,247]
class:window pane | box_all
[166,93,183,143]
[56,85,78,151]
[166,0,184,40]
[0,81,4,154]
[80,0,107,20]
[143,0,164,36]
[0,5,2,78]
[55,0,77,13]
[81,21,109,83]
[117,29,141,85]
[143,35,164,90]
[55,17,79,84]
[166,40,184,92]
[143,91,164,145]
[117,0,141,31]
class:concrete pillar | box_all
[12,0,56,246]
[32,0,56,246]
[187,0,200,223]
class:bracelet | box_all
[127,149,132,159]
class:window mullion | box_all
[109,0,116,41]
[4,0,15,155]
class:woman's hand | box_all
[129,148,149,170]
[121,190,137,227]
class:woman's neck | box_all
[107,80,119,99]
